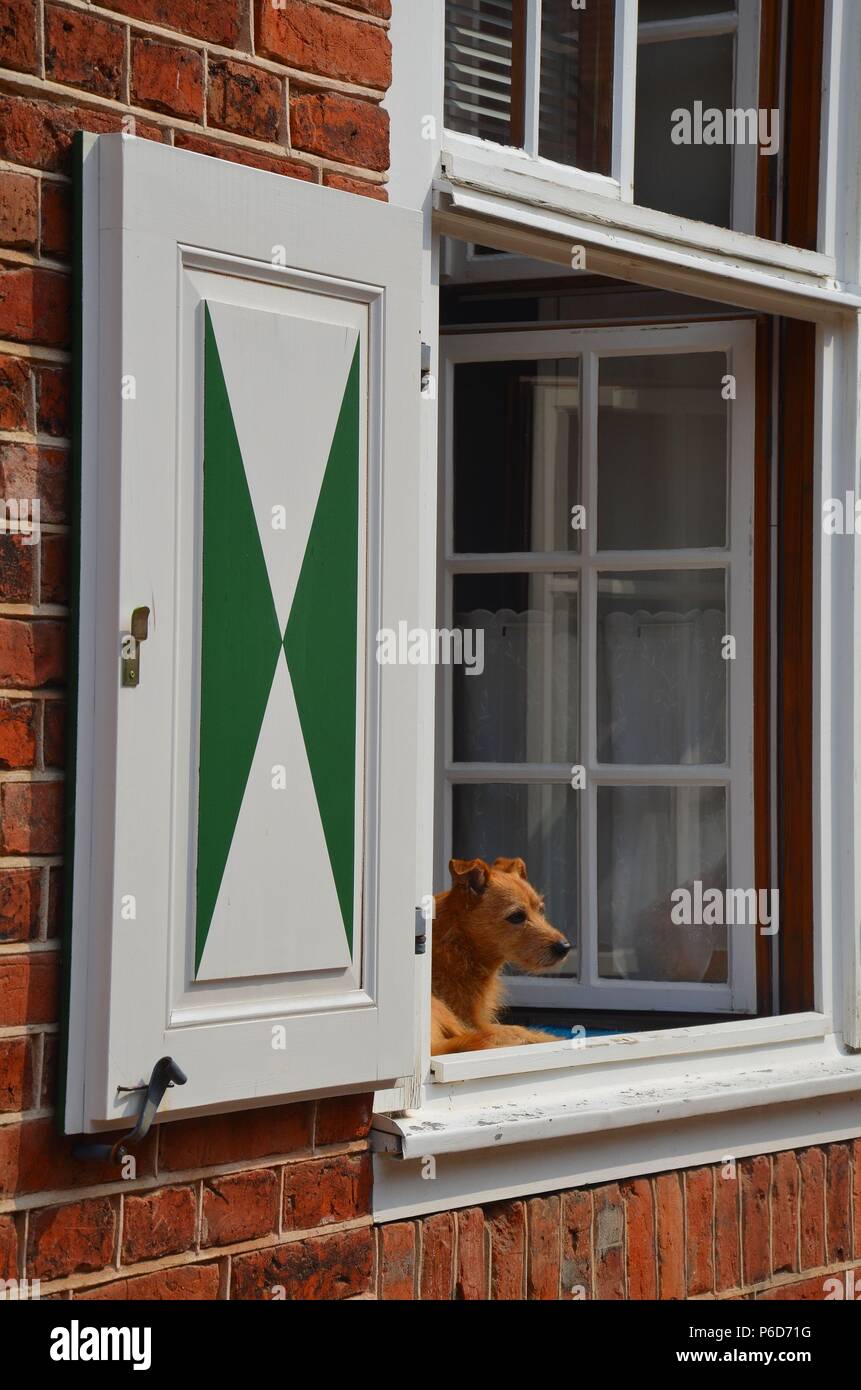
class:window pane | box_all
[635,34,735,226]
[453,573,579,763]
[445,0,520,145]
[639,0,736,20]
[452,783,579,976]
[539,0,616,174]
[453,360,581,553]
[597,785,728,982]
[597,353,728,550]
[597,569,727,764]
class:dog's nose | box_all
[552,940,572,958]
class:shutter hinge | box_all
[420,341,432,396]
[414,905,427,955]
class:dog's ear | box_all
[493,856,527,880]
[449,858,489,896]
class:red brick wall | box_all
[375,1143,861,1301]
[0,0,389,1301]
[2,1,859,1305]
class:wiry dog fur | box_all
[430,857,572,1055]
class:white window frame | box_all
[439,0,849,285]
[440,321,756,1015]
[373,0,861,1220]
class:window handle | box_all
[121,605,150,687]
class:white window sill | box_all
[370,1021,861,1221]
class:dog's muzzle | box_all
[552,940,572,959]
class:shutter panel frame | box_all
[61,134,424,1133]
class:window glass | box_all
[453,359,581,553]
[597,784,728,982]
[597,569,727,765]
[539,0,616,174]
[445,0,520,145]
[453,573,579,763]
[634,33,735,225]
[639,0,736,20]
[452,783,580,977]
[597,353,728,550]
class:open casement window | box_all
[62,135,422,1133]
[440,321,756,1016]
[441,0,829,256]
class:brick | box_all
[290,92,388,172]
[622,1178,656,1300]
[0,781,64,854]
[0,698,37,769]
[231,1227,372,1300]
[0,1212,21,1278]
[36,368,71,439]
[0,952,59,1027]
[45,5,125,100]
[100,0,244,48]
[0,868,42,943]
[419,1210,454,1300]
[798,1146,826,1271]
[740,1155,771,1286]
[757,1270,861,1301]
[593,1183,625,1299]
[40,181,71,259]
[282,1152,370,1231]
[0,1035,34,1112]
[0,618,66,687]
[378,1220,415,1300]
[0,268,71,348]
[202,1168,279,1247]
[826,1143,851,1264]
[256,1,391,90]
[685,1167,714,1296]
[0,443,68,523]
[207,59,282,143]
[0,356,32,432]
[46,865,63,938]
[771,1150,799,1275]
[323,171,386,200]
[159,1101,311,1170]
[76,1262,220,1300]
[341,0,391,17]
[487,1200,525,1301]
[28,1196,116,1280]
[122,1185,197,1264]
[656,1173,685,1300]
[315,1093,372,1146]
[40,534,67,606]
[43,700,65,768]
[0,1,38,74]
[715,1165,741,1292]
[0,171,38,251]
[561,1189,591,1298]
[455,1206,485,1300]
[855,1139,861,1260]
[130,38,203,120]
[0,1116,156,1199]
[173,130,316,181]
[525,1194,559,1300]
[0,532,35,603]
[0,95,167,177]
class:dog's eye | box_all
[506,909,527,925]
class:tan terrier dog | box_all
[430,857,572,1055]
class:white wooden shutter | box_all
[62,134,423,1132]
